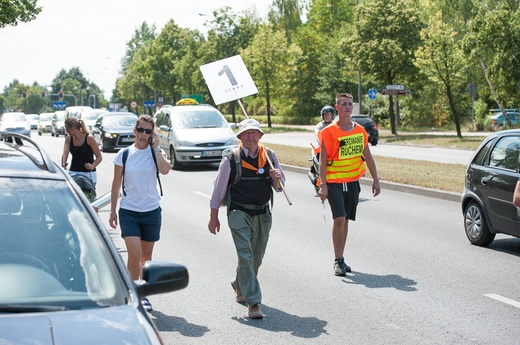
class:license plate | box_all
[202,150,222,157]
[122,137,134,142]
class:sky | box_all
[0,0,274,99]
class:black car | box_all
[461,129,520,246]
[92,112,137,152]
[0,134,189,343]
[334,114,379,146]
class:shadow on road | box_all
[232,305,328,338]
[342,271,417,292]
[151,310,210,337]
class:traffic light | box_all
[41,91,45,97]
[22,91,26,98]
[58,91,63,98]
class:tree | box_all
[121,22,157,72]
[414,9,467,138]
[0,0,41,28]
[464,1,520,126]
[242,24,296,126]
[345,0,424,134]
[268,0,303,43]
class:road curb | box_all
[280,163,462,203]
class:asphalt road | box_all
[31,131,520,345]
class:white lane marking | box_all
[484,293,520,309]
[194,191,211,199]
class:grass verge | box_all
[265,143,466,193]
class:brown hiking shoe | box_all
[248,304,263,319]
[231,281,246,304]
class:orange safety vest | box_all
[321,122,368,183]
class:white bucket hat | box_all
[236,118,264,137]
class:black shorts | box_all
[327,181,361,220]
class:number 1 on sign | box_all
[217,65,238,86]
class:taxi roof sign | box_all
[176,98,199,105]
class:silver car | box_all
[0,112,31,140]
[154,104,238,169]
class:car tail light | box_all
[374,124,379,130]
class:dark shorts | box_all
[327,181,361,220]
[119,207,162,242]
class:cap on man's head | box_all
[237,118,264,137]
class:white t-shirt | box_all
[113,145,161,212]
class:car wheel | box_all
[170,147,182,170]
[464,200,495,246]
[38,131,42,136]
[51,130,55,137]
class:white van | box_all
[65,106,92,119]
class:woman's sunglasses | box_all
[136,126,153,134]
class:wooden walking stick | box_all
[237,99,292,205]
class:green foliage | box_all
[0,0,41,28]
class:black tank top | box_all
[70,135,95,172]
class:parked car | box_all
[92,112,137,152]
[78,108,108,132]
[51,110,66,137]
[25,114,40,130]
[64,106,92,119]
[488,110,519,130]
[37,112,54,135]
[0,133,189,344]
[333,114,379,146]
[461,129,520,246]
[0,112,30,140]
[153,104,238,169]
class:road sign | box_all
[368,88,377,100]
[143,101,155,108]
[181,94,203,104]
[386,84,405,91]
[53,101,66,109]
[468,83,477,98]
[130,101,137,108]
[381,89,411,96]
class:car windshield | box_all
[83,112,104,120]
[2,114,26,123]
[55,113,65,121]
[40,114,53,121]
[26,115,39,121]
[0,179,127,310]
[172,110,227,129]
[104,115,136,127]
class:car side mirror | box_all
[159,125,170,132]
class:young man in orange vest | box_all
[318,93,381,276]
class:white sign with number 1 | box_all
[199,55,258,105]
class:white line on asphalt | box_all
[484,293,520,309]
[194,191,210,199]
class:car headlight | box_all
[225,138,238,146]
[104,132,117,139]
[177,141,195,147]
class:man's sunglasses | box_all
[136,126,153,134]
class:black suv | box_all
[461,129,520,246]
[0,134,188,343]
[334,114,379,146]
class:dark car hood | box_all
[0,306,157,344]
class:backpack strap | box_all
[122,147,129,196]
[150,145,163,196]
[121,146,163,197]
